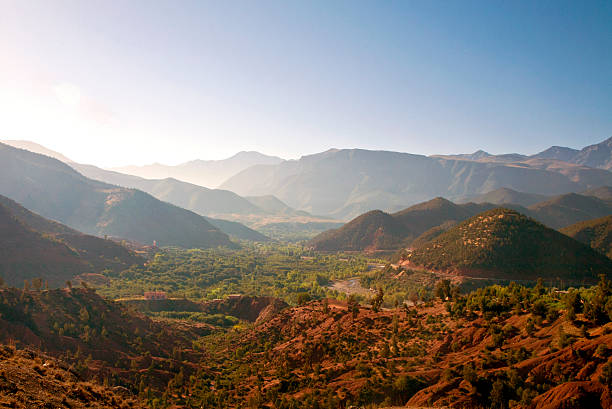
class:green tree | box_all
[371,288,384,312]
[435,280,451,301]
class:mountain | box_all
[434,150,528,163]
[531,145,580,162]
[245,195,310,216]
[62,162,329,241]
[0,139,74,163]
[309,210,403,252]
[113,151,284,188]
[404,208,612,281]
[204,217,270,241]
[561,215,612,259]
[531,136,612,170]
[221,146,612,220]
[72,164,263,215]
[309,198,495,251]
[70,164,271,241]
[526,192,612,229]
[582,185,612,201]
[462,187,549,207]
[0,142,234,248]
[0,195,143,287]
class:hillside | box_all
[0,346,143,408]
[309,198,494,252]
[113,151,284,188]
[221,144,612,220]
[0,195,143,287]
[561,215,612,258]
[526,192,612,229]
[0,204,91,287]
[309,210,404,251]
[583,186,612,201]
[405,208,612,282]
[72,163,264,215]
[0,287,210,397]
[204,217,270,241]
[183,281,612,408]
[462,187,549,207]
[245,195,310,216]
[0,143,234,248]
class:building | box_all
[144,291,167,300]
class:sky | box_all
[0,1,610,167]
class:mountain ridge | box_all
[112,150,284,188]
[221,139,612,219]
[0,142,234,248]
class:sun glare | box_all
[53,82,81,108]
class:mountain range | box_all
[309,191,612,252]
[0,140,342,241]
[309,198,494,252]
[113,151,284,188]
[221,137,612,220]
[0,142,234,248]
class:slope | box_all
[71,164,270,240]
[527,192,612,229]
[582,186,612,201]
[72,164,263,215]
[0,287,209,397]
[0,143,233,248]
[245,194,310,216]
[204,217,270,241]
[406,208,612,281]
[0,195,143,286]
[0,204,90,287]
[0,139,74,163]
[462,187,549,207]
[561,215,612,258]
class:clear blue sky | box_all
[0,0,610,166]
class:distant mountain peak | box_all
[470,149,491,158]
[1,140,74,163]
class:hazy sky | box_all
[0,1,610,167]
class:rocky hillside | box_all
[561,215,612,259]
[183,279,612,408]
[404,208,612,282]
[0,287,210,395]
[0,195,143,287]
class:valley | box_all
[2,3,611,407]
[1,140,612,409]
